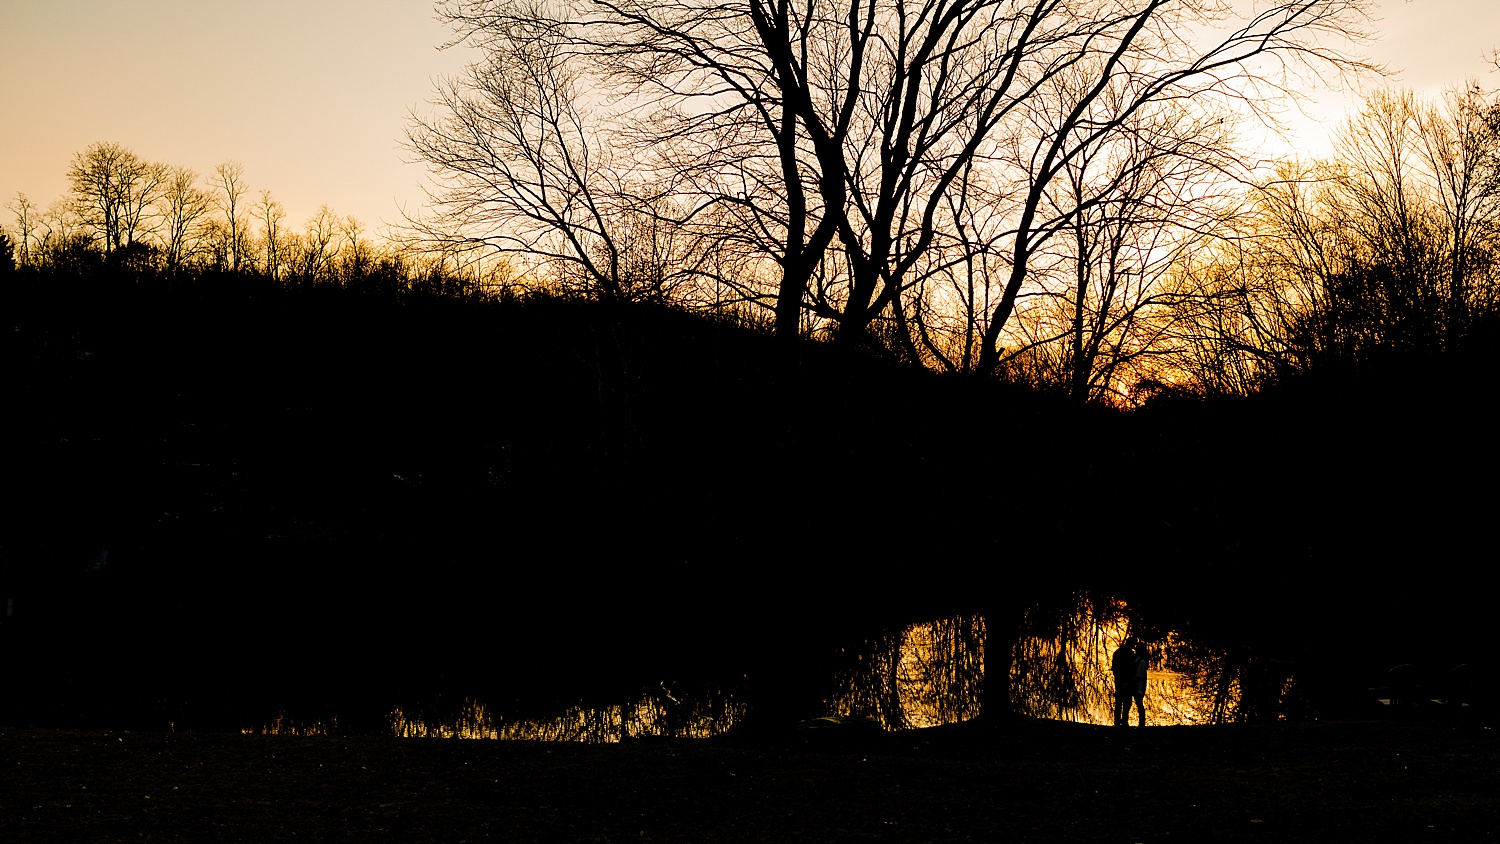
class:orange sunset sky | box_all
[2,0,1496,236]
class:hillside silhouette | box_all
[3,259,1495,730]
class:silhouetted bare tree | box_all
[992,93,1241,400]
[256,190,288,281]
[1414,84,1500,322]
[406,3,673,300]
[970,0,1375,376]
[211,161,252,272]
[160,166,212,274]
[421,0,1374,373]
[290,204,341,282]
[6,193,38,268]
[67,142,167,257]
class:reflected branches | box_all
[387,682,748,742]
[243,597,1287,740]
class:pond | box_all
[243,593,1280,740]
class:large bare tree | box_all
[419,0,1374,368]
[407,4,688,300]
[969,0,1375,376]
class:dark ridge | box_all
[3,262,1494,730]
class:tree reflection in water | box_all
[1007,595,1280,725]
[823,615,986,730]
[241,712,337,737]
[1009,593,1125,723]
[246,594,1278,739]
[388,683,747,742]
[825,596,1265,729]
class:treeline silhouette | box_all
[4,148,497,300]
[5,241,1493,732]
[0,249,1054,730]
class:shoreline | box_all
[4,718,1496,841]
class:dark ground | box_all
[3,717,1498,842]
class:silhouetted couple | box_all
[1112,637,1147,727]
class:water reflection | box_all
[244,593,1282,739]
[824,615,986,730]
[242,712,336,737]
[1153,632,1299,724]
[388,683,746,743]
[822,595,1264,729]
[1008,596,1242,726]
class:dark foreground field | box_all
[3,718,1496,842]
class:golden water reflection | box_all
[824,614,986,730]
[241,712,335,737]
[389,684,746,743]
[1006,597,1240,727]
[249,595,1265,740]
[824,598,1248,729]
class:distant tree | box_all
[1414,84,1500,322]
[211,161,252,272]
[160,166,212,274]
[256,190,287,281]
[35,200,88,266]
[339,215,372,284]
[1162,247,1282,395]
[1163,84,1500,388]
[290,205,340,282]
[66,142,166,256]
[0,227,15,276]
[45,232,103,274]
[201,218,231,271]
[6,193,37,267]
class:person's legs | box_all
[1132,689,1146,727]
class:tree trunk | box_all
[980,598,1024,722]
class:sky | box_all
[1271,0,1500,158]
[1,0,476,235]
[1,0,1497,238]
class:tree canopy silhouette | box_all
[410,0,1377,384]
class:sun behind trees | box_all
[1170,84,1500,390]
[9,9,1499,405]
[405,0,1398,401]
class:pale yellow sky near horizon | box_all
[1,0,477,236]
[1,0,1496,238]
